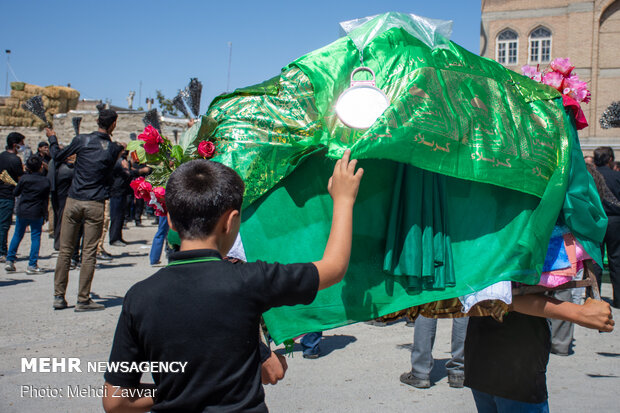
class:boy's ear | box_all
[167,213,176,232]
[224,209,240,234]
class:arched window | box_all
[496,29,519,65]
[529,27,552,63]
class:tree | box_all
[155,90,178,116]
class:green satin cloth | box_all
[186,25,562,208]
[176,16,606,343]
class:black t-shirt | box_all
[464,311,551,404]
[49,132,123,201]
[0,151,23,199]
[14,172,50,220]
[105,248,319,412]
[55,162,75,201]
[110,158,131,198]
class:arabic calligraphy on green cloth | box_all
[176,14,605,343]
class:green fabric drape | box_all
[174,14,607,343]
[383,164,454,291]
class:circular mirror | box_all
[335,68,390,129]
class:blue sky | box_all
[0,0,481,113]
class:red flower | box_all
[138,125,163,154]
[150,186,167,216]
[197,140,216,159]
[130,177,152,201]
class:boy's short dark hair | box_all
[594,146,614,167]
[26,155,43,173]
[6,132,25,149]
[38,141,49,149]
[166,159,244,240]
[97,109,118,130]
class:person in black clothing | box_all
[465,293,614,412]
[0,132,25,262]
[50,154,76,251]
[45,109,124,312]
[593,146,620,308]
[4,155,50,274]
[109,152,133,246]
[37,141,51,171]
[103,152,363,412]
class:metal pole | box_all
[4,50,10,96]
[226,42,233,93]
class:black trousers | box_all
[134,198,144,223]
[604,215,620,308]
[109,196,125,243]
[52,194,68,251]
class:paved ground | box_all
[0,222,618,412]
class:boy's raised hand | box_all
[328,149,364,204]
[314,149,364,290]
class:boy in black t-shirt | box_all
[103,151,363,412]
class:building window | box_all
[529,27,552,64]
[496,29,518,65]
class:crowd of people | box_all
[0,109,167,312]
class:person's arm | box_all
[260,348,288,385]
[312,149,364,290]
[45,128,80,163]
[13,178,23,197]
[102,382,155,413]
[512,295,614,332]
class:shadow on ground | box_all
[274,334,357,358]
[597,352,620,357]
[0,278,34,287]
[97,263,136,270]
[91,293,124,308]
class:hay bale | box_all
[24,84,45,95]
[10,90,27,100]
[10,82,25,91]
[5,97,19,107]
[0,115,9,125]
[43,86,61,99]
[0,107,10,116]
[67,98,79,110]
[57,100,68,113]
[67,89,80,100]
[12,108,28,117]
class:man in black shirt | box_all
[594,146,620,308]
[0,132,25,262]
[37,141,51,170]
[103,152,364,412]
[45,109,123,312]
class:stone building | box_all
[480,0,620,151]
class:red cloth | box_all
[562,94,588,130]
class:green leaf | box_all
[171,145,184,162]
[135,146,146,163]
[126,140,143,151]
[145,151,162,164]
[147,164,170,187]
